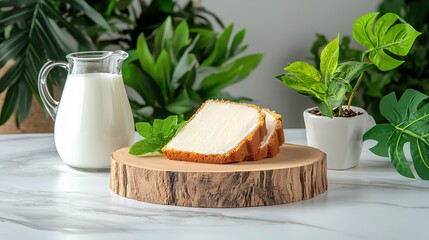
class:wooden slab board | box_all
[110,144,327,208]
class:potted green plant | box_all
[310,0,429,123]
[123,17,263,122]
[277,12,420,169]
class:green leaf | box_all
[201,24,233,66]
[153,115,177,139]
[130,115,187,155]
[317,101,333,118]
[178,66,197,89]
[190,28,216,56]
[352,12,421,71]
[129,139,161,155]
[16,80,32,124]
[122,62,157,106]
[136,33,155,78]
[411,139,429,180]
[171,20,190,58]
[364,124,394,157]
[172,36,199,83]
[39,2,95,50]
[0,5,33,30]
[115,0,133,10]
[277,72,326,102]
[199,54,263,97]
[199,66,242,98]
[0,0,36,7]
[320,34,339,81]
[0,30,28,70]
[327,79,351,108]
[285,61,322,82]
[334,61,373,83]
[363,89,429,179]
[278,61,327,103]
[389,132,415,178]
[153,50,172,102]
[136,122,153,139]
[0,84,19,125]
[229,28,245,57]
[165,89,197,114]
[63,0,112,30]
[154,16,173,58]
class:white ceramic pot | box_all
[303,106,370,170]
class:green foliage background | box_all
[1,0,253,127]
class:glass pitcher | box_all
[38,51,134,170]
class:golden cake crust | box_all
[246,109,284,160]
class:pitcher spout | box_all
[113,50,128,60]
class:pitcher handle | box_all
[38,60,69,120]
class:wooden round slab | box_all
[110,144,327,208]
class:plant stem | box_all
[347,51,369,110]
[347,72,365,109]
[338,105,343,117]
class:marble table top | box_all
[0,129,428,240]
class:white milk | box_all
[54,73,134,169]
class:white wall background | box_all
[203,0,381,128]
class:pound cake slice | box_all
[246,109,285,160]
[162,100,267,164]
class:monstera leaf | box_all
[353,12,421,71]
[364,89,429,179]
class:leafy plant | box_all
[129,115,186,155]
[123,17,263,122]
[0,0,225,129]
[0,0,111,127]
[72,0,225,50]
[277,12,420,117]
[310,0,429,123]
[363,89,429,180]
[123,0,224,49]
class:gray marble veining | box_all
[0,130,428,240]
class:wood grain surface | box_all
[110,144,327,208]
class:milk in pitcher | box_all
[54,73,134,169]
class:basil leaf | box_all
[352,12,421,71]
[136,122,153,139]
[363,89,429,179]
[129,139,161,155]
[153,116,176,139]
[320,34,339,81]
[130,115,187,156]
